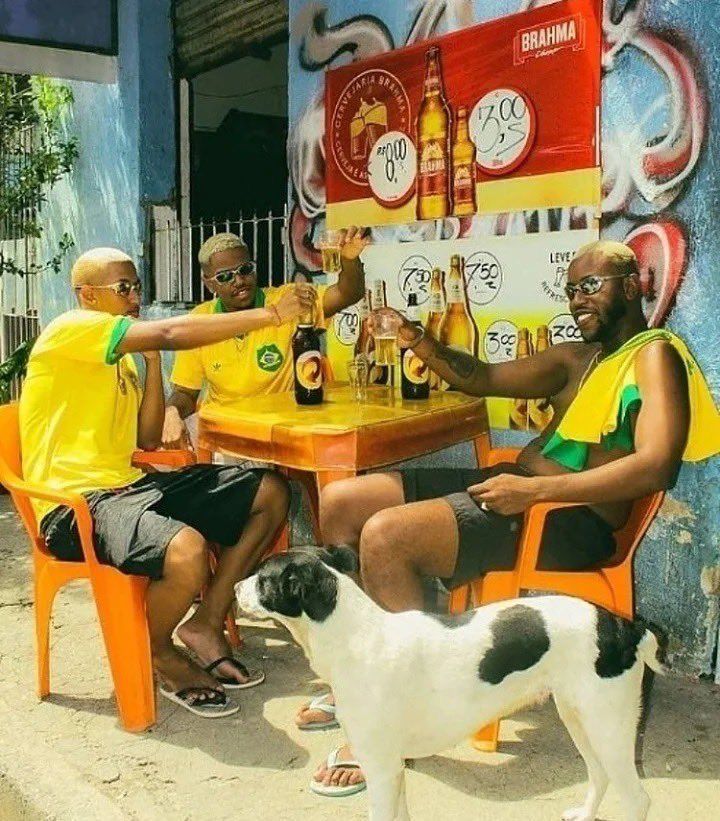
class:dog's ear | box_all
[319,545,359,575]
[271,565,304,618]
[299,561,338,622]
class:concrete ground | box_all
[0,496,718,821]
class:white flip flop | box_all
[160,686,240,718]
[298,693,340,731]
[309,746,366,798]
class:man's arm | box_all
[322,226,369,318]
[116,286,312,355]
[167,385,199,419]
[162,385,200,449]
[470,342,690,514]
[137,352,165,450]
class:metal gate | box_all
[0,116,40,400]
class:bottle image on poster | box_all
[509,327,533,429]
[439,254,479,390]
[416,46,451,220]
[528,325,555,431]
[425,267,446,390]
[370,279,390,384]
[452,105,477,216]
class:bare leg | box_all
[359,499,459,612]
[147,526,220,693]
[178,472,290,683]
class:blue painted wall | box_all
[287,0,720,676]
[39,0,175,323]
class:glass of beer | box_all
[317,229,342,274]
[371,311,401,368]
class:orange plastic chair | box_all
[449,446,664,751]
[0,404,182,732]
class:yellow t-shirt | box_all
[19,309,144,523]
[171,285,327,409]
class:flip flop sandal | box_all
[159,686,240,718]
[298,693,340,731]
[204,656,266,690]
[309,746,366,797]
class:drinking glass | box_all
[317,229,342,274]
[347,355,369,402]
[371,311,401,368]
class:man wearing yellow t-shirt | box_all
[162,228,369,447]
[20,247,314,717]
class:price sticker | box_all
[368,131,417,207]
[397,255,432,305]
[333,306,361,347]
[464,251,503,306]
[470,88,536,176]
[483,319,519,363]
[549,313,583,345]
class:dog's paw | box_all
[562,808,595,821]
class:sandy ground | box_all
[0,496,718,821]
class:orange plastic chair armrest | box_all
[132,448,196,468]
[485,447,522,467]
[3,477,98,566]
[516,501,585,576]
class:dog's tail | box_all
[635,623,668,776]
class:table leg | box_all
[473,432,491,468]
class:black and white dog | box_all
[236,547,662,821]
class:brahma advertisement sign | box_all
[324,0,601,229]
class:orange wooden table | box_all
[197,385,490,539]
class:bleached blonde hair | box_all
[198,232,248,271]
[71,247,134,286]
[574,240,639,278]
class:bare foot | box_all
[153,645,222,694]
[313,744,365,790]
[177,610,254,685]
[296,692,337,728]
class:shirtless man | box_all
[303,240,691,796]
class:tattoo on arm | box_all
[430,346,482,383]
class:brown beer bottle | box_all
[416,46,451,220]
[528,325,555,431]
[401,293,430,400]
[292,303,323,405]
[452,106,477,216]
[370,279,389,385]
[425,267,445,389]
[354,291,371,359]
[509,328,532,429]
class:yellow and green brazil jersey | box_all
[19,309,144,523]
[170,285,326,410]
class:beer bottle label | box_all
[402,348,429,385]
[446,278,464,304]
[453,164,474,204]
[418,140,448,196]
[428,292,444,314]
[295,351,323,391]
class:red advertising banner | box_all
[325,0,602,229]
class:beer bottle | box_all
[370,279,389,385]
[401,293,430,400]
[509,328,532,430]
[292,301,323,406]
[439,256,479,391]
[354,291,372,359]
[425,267,445,389]
[416,46,451,220]
[528,325,555,431]
[452,106,477,216]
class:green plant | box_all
[0,74,78,277]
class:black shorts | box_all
[40,464,269,580]
[401,463,616,590]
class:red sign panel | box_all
[325,0,602,228]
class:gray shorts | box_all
[401,463,616,590]
[40,464,268,580]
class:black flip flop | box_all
[204,656,266,690]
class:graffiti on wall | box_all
[288,0,707,329]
